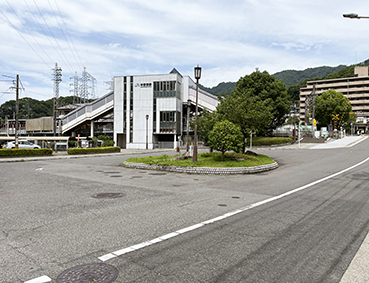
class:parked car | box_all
[5,140,41,149]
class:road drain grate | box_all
[92,193,124,199]
[57,263,118,282]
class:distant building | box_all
[300,66,369,132]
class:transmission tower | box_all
[51,63,62,108]
[104,80,114,91]
[79,67,97,103]
[70,71,79,104]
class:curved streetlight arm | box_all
[343,13,369,19]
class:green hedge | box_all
[67,146,121,155]
[0,148,53,157]
[252,137,293,146]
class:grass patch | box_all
[251,136,293,146]
[125,152,275,168]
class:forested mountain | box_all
[273,65,347,87]
[200,64,352,97]
[200,82,237,97]
[0,96,76,121]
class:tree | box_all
[207,120,243,161]
[194,109,219,147]
[232,70,291,134]
[217,91,273,153]
[315,89,356,130]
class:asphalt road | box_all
[1,140,369,282]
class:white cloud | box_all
[1,0,369,106]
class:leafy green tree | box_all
[194,110,219,147]
[217,90,273,153]
[232,70,290,135]
[315,89,356,130]
[207,120,243,161]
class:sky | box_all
[1,0,369,106]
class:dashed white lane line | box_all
[98,156,369,262]
[24,275,51,283]
[25,156,369,282]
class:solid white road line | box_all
[98,156,369,262]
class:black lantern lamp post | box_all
[193,65,201,162]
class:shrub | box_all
[0,148,53,157]
[67,146,120,155]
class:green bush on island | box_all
[124,152,274,168]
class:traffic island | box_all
[123,152,278,175]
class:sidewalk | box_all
[0,148,172,163]
[340,232,369,282]
[311,136,368,149]
[253,136,367,150]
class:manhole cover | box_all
[57,263,118,282]
[92,193,124,199]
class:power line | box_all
[5,0,55,66]
[51,0,84,71]
[32,0,75,73]
[0,10,52,69]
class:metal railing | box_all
[62,92,113,126]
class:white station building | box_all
[61,69,219,149]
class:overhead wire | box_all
[51,0,84,71]
[32,0,75,74]
[0,10,52,70]
[22,0,63,64]
[46,0,78,73]
[4,0,55,67]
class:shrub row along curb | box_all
[122,161,279,175]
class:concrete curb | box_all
[122,161,279,175]
[0,149,171,163]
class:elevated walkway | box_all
[61,92,114,134]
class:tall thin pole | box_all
[186,100,190,153]
[193,79,199,162]
[15,74,19,149]
[53,97,57,136]
[146,115,149,149]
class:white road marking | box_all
[24,275,51,283]
[98,156,369,262]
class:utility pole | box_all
[15,74,19,149]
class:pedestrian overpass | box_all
[61,92,114,135]
[61,88,218,138]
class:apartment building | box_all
[300,66,369,132]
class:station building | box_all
[61,69,219,149]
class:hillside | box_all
[273,65,347,87]
[201,64,350,96]
[200,82,237,97]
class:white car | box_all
[5,141,41,149]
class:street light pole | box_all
[193,65,201,162]
[15,74,19,149]
[186,99,191,153]
[146,114,149,149]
